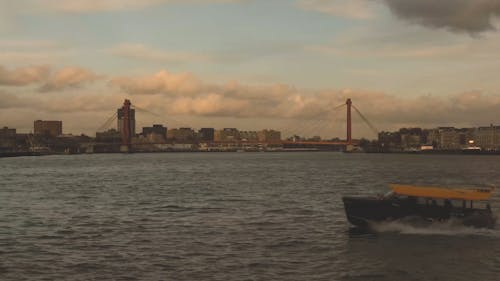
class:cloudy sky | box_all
[1,0,500,139]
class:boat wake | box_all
[368,217,500,237]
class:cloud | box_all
[382,0,500,33]
[0,65,50,86]
[32,0,244,13]
[38,67,103,92]
[109,43,210,63]
[110,70,203,96]
[108,69,500,130]
[297,0,377,19]
[0,65,102,91]
[3,66,500,138]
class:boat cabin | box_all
[386,184,494,211]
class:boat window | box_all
[430,199,445,206]
[476,201,491,210]
[416,197,427,205]
[444,199,452,208]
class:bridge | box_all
[95,98,377,152]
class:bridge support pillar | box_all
[120,99,132,153]
[346,98,352,145]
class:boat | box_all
[342,184,496,229]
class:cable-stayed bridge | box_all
[95,98,378,152]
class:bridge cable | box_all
[97,112,118,132]
[352,104,379,137]
[131,104,191,129]
[280,102,347,139]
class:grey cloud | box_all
[383,0,500,33]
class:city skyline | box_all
[1,1,500,138]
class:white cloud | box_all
[3,66,500,138]
[111,70,203,96]
[39,67,104,92]
[0,65,103,92]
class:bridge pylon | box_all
[346,98,352,145]
[120,99,132,153]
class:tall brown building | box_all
[34,120,62,137]
[117,107,136,136]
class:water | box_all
[1,152,500,280]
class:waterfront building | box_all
[399,128,424,150]
[426,127,465,150]
[214,128,240,142]
[142,124,167,141]
[378,131,402,151]
[308,136,322,142]
[239,131,258,142]
[0,127,16,138]
[117,107,136,136]
[474,125,500,150]
[167,127,196,142]
[198,128,215,142]
[96,129,122,143]
[0,127,17,151]
[257,129,281,142]
[34,120,62,137]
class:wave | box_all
[368,217,500,237]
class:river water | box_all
[1,152,499,280]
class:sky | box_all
[1,0,500,139]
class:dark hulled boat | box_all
[343,184,496,229]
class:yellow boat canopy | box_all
[390,184,494,201]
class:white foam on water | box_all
[370,218,500,237]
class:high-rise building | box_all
[117,107,136,136]
[34,120,62,137]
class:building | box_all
[117,107,136,136]
[214,128,240,142]
[0,127,17,150]
[426,127,463,150]
[239,131,258,142]
[474,125,500,150]
[378,131,401,151]
[167,127,196,142]
[198,128,215,142]
[34,120,62,137]
[0,127,16,138]
[142,125,167,139]
[95,129,121,143]
[399,128,424,150]
[257,129,281,142]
